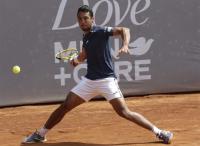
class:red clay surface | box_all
[0,93,200,146]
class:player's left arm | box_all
[112,27,130,55]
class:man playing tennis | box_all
[23,5,173,144]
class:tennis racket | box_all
[55,48,78,61]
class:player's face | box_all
[77,11,94,32]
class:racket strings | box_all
[56,49,78,61]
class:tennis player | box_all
[23,5,173,144]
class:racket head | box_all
[55,48,78,61]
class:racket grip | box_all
[56,57,61,60]
[73,56,80,64]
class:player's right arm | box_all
[70,47,87,67]
[112,27,130,56]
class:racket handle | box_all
[73,55,80,64]
[56,56,62,60]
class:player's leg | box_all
[109,98,173,144]
[43,77,98,132]
[22,77,98,143]
[22,92,85,143]
[100,78,173,144]
[109,97,155,131]
[101,78,161,132]
[44,91,85,129]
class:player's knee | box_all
[116,108,131,119]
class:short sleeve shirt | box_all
[82,25,116,80]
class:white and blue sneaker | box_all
[156,130,173,144]
[22,130,47,143]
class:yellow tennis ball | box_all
[12,65,21,74]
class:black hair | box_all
[77,5,93,17]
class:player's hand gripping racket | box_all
[55,48,78,61]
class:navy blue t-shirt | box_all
[82,25,116,80]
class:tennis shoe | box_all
[22,130,47,143]
[156,130,173,144]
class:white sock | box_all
[38,127,49,137]
[152,126,161,135]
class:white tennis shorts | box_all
[71,77,123,102]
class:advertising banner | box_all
[0,0,200,106]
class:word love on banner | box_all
[52,0,151,30]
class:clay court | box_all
[0,93,200,146]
